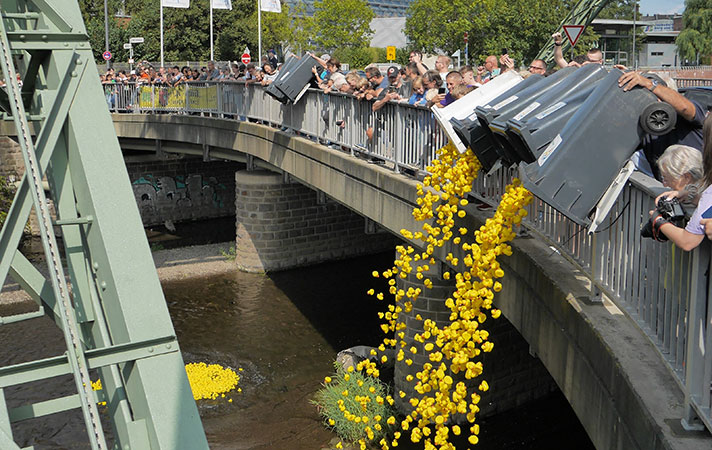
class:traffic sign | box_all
[123,43,132,50]
[102,51,112,61]
[241,53,251,64]
[562,25,585,47]
[129,37,144,44]
[386,46,396,61]
[464,31,469,42]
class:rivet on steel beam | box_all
[19,34,25,40]
[93,262,99,270]
[41,34,47,41]
[166,344,172,349]
[148,347,154,353]
[100,281,107,290]
[71,71,78,78]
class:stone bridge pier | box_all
[393,258,557,418]
[234,170,398,273]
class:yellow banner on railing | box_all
[138,85,187,109]
[187,85,218,110]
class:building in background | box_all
[590,14,683,67]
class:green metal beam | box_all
[536,0,613,66]
[0,1,209,448]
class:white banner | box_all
[162,0,190,8]
[212,0,232,9]
[260,0,281,13]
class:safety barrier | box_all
[104,80,712,433]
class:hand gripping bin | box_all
[450,74,542,171]
[272,54,319,104]
[265,55,297,103]
[489,64,609,165]
[431,71,524,153]
[472,67,577,167]
[518,69,670,227]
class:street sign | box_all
[386,46,396,61]
[129,37,144,44]
[562,25,585,47]
[102,51,112,61]
[464,31,469,42]
[123,43,132,50]
[128,58,134,64]
[241,53,251,64]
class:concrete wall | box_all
[125,156,242,227]
[235,170,398,272]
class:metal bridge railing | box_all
[103,80,712,433]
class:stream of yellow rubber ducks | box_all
[336,141,532,450]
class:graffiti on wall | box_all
[132,174,231,225]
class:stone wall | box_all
[0,136,24,180]
[125,156,242,226]
[235,170,399,273]
[393,258,557,419]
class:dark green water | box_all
[0,250,595,449]
[163,251,596,450]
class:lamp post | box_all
[104,0,111,69]
[632,1,638,69]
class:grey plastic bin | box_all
[472,68,577,166]
[489,64,608,164]
[452,75,544,172]
[518,68,671,226]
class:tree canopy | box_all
[676,0,712,63]
[311,0,374,51]
[79,0,292,63]
[405,0,572,66]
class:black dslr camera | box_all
[641,196,686,242]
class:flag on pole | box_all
[260,0,281,13]
[212,0,232,9]
[162,0,190,7]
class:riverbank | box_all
[0,241,238,314]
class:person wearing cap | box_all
[385,66,410,98]
[619,69,706,181]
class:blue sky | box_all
[639,0,685,15]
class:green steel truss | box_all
[0,1,208,449]
[536,0,613,65]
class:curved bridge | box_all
[110,110,711,450]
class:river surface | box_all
[1,251,595,449]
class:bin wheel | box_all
[640,102,677,136]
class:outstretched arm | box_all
[552,32,568,69]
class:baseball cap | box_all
[387,66,399,79]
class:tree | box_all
[598,0,636,20]
[285,1,315,54]
[405,0,571,66]
[676,0,712,64]
[312,0,374,51]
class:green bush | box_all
[313,361,397,446]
